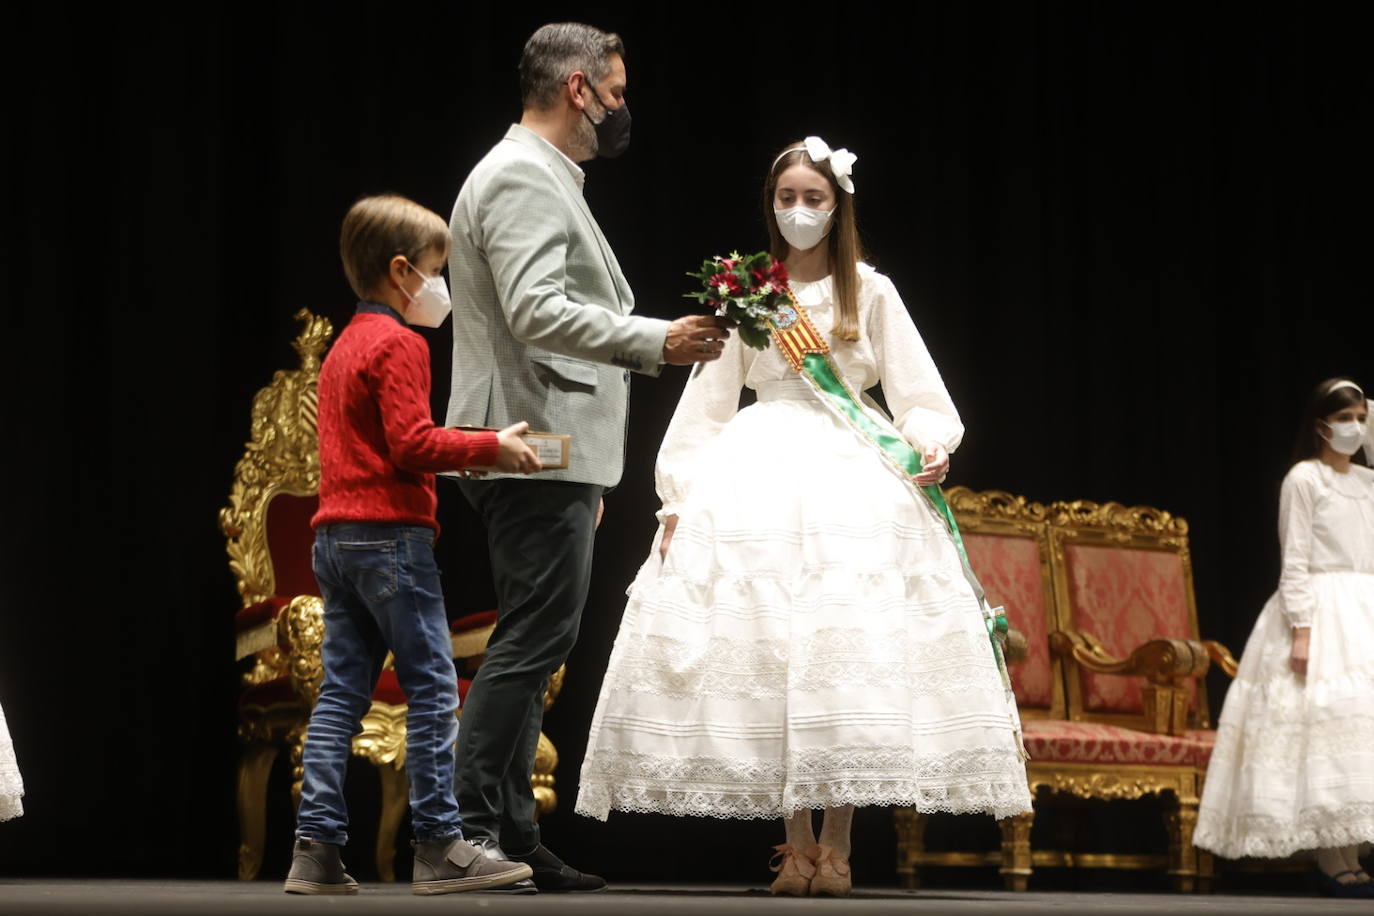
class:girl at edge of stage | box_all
[0,697,23,823]
[1194,377,1374,898]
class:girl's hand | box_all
[1291,626,1311,676]
[660,514,679,560]
[913,443,949,487]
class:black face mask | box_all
[584,83,631,159]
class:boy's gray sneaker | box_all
[411,837,534,895]
[282,837,359,895]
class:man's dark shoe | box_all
[411,836,533,895]
[282,837,359,895]
[469,838,538,894]
[509,843,608,892]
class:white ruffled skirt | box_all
[0,700,23,822]
[1195,571,1374,858]
[576,381,1030,821]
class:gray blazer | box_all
[446,125,668,487]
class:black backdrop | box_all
[2,0,1370,885]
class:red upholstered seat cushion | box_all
[235,596,290,633]
[1060,544,1198,716]
[369,670,473,706]
[1183,728,1216,768]
[964,532,1054,710]
[238,676,300,710]
[373,669,407,705]
[1022,720,1210,767]
[452,610,497,633]
[266,493,320,600]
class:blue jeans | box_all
[296,524,462,845]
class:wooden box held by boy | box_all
[452,427,570,470]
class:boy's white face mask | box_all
[403,271,453,328]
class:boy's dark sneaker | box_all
[282,837,359,895]
[411,837,534,895]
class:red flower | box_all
[709,271,744,295]
[767,258,790,287]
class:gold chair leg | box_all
[288,724,308,808]
[1197,849,1215,894]
[999,810,1035,891]
[237,742,278,880]
[1165,793,1200,893]
[892,808,928,889]
[532,731,559,817]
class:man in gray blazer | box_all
[445,23,729,892]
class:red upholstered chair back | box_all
[266,492,320,599]
[1048,500,1209,728]
[947,488,1065,720]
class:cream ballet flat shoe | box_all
[768,844,816,896]
[807,843,852,897]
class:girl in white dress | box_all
[575,138,1030,895]
[0,699,23,822]
[1195,377,1374,896]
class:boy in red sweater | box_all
[286,195,539,895]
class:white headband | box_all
[772,135,857,194]
[1327,379,1365,397]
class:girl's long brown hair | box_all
[762,142,866,341]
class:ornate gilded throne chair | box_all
[894,487,1063,889]
[1019,498,1232,892]
[222,309,334,881]
[893,489,1236,892]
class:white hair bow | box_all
[803,135,857,194]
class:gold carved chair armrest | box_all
[1050,629,1212,735]
[1201,640,1238,678]
[277,595,326,709]
[1049,630,1210,684]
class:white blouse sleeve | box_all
[1277,464,1321,628]
[867,274,965,453]
[654,331,750,517]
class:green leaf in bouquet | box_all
[737,322,772,351]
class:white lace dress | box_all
[0,699,23,821]
[576,265,1030,821]
[1195,459,1374,858]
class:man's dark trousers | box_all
[452,477,602,852]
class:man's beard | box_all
[570,108,600,161]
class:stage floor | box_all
[0,880,1359,915]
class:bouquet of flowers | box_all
[684,251,793,350]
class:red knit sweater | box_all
[312,304,499,531]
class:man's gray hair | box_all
[519,23,625,111]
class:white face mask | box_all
[402,269,453,328]
[774,206,834,251]
[1321,419,1367,456]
